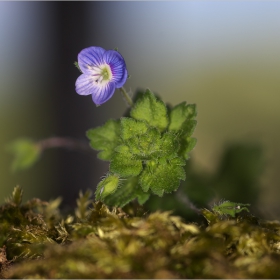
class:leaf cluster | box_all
[87,89,197,207]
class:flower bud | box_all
[95,174,120,200]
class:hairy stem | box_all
[175,190,201,214]
[37,137,92,153]
[119,87,133,107]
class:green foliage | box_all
[7,90,197,208]
[95,174,120,200]
[103,177,150,207]
[86,119,121,161]
[120,118,149,140]
[168,102,197,133]
[110,148,143,177]
[2,187,280,279]
[7,138,41,171]
[130,89,169,131]
[168,102,197,160]
[139,157,186,196]
[212,200,250,217]
[87,89,197,206]
[145,142,264,222]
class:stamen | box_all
[91,63,112,85]
[90,65,102,72]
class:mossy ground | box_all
[1,186,280,279]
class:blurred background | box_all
[1,1,280,219]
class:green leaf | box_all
[181,120,197,137]
[136,190,150,205]
[110,150,143,177]
[95,174,120,201]
[168,102,197,137]
[120,118,149,141]
[139,157,186,196]
[159,132,180,159]
[114,144,130,154]
[168,102,197,132]
[103,177,149,207]
[212,201,250,218]
[7,138,41,171]
[130,89,168,131]
[123,127,179,161]
[179,137,197,160]
[86,119,121,161]
[168,102,197,160]
[125,127,161,159]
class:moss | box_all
[1,187,280,278]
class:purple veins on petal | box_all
[91,82,116,105]
[75,74,95,96]
[78,46,106,74]
[103,50,128,88]
[75,46,128,105]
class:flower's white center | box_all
[91,64,112,85]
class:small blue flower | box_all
[75,46,128,105]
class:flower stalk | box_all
[119,87,134,107]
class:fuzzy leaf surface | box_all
[103,177,150,207]
[110,150,143,177]
[159,132,180,159]
[86,119,121,161]
[179,137,197,160]
[168,102,197,132]
[139,157,186,196]
[181,120,197,137]
[125,127,161,159]
[168,102,197,160]
[120,118,149,141]
[95,174,119,200]
[130,89,168,131]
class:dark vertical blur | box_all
[49,2,106,207]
